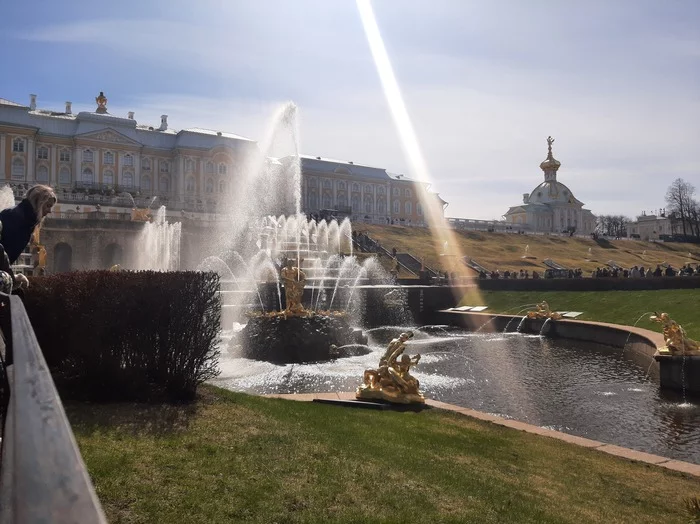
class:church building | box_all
[503,137,596,235]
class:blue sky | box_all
[1,0,698,220]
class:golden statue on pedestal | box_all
[526,301,562,320]
[356,331,425,404]
[31,226,47,275]
[131,208,152,222]
[281,259,307,315]
[95,91,108,114]
[650,312,700,356]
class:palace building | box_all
[503,137,596,235]
[0,92,447,272]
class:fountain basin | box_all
[654,354,700,395]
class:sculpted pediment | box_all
[77,128,141,146]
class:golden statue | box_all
[95,91,108,113]
[650,312,700,356]
[131,208,151,222]
[526,301,563,320]
[357,331,425,404]
[109,264,123,272]
[280,259,307,315]
[31,226,47,273]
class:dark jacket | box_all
[0,199,38,264]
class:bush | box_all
[23,271,221,402]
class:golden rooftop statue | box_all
[540,135,561,171]
[650,312,700,356]
[526,301,563,321]
[356,331,425,404]
[95,91,108,114]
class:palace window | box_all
[160,161,169,173]
[364,199,373,214]
[103,170,114,186]
[219,180,226,193]
[323,180,331,189]
[206,161,214,174]
[364,184,371,193]
[309,192,318,209]
[404,189,411,198]
[59,167,71,185]
[12,159,25,179]
[123,154,133,167]
[218,163,227,175]
[392,187,399,197]
[12,138,25,153]
[308,178,317,188]
[142,158,151,171]
[393,200,400,214]
[36,146,49,160]
[351,195,360,211]
[205,178,214,193]
[186,176,195,193]
[185,158,194,172]
[377,199,386,214]
[417,202,423,216]
[352,183,359,192]
[159,176,170,193]
[36,165,49,182]
[83,149,93,163]
[338,193,347,208]
[338,181,346,190]
[122,172,133,187]
[378,186,385,195]
[141,175,151,191]
[103,151,114,165]
[81,167,94,184]
[59,149,71,162]
[323,195,332,208]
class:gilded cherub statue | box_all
[280,259,307,315]
[357,331,425,404]
[650,312,700,356]
[526,301,562,320]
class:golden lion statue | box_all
[650,312,700,356]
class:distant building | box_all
[626,212,673,241]
[503,137,596,235]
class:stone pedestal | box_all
[654,353,700,396]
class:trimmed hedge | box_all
[23,271,221,402]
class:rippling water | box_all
[211,324,700,464]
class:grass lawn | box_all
[69,386,699,524]
[457,288,700,340]
[361,224,699,276]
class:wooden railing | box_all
[0,296,106,523]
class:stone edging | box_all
[263,391,700,477]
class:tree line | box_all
[596,178,699,240]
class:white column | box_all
[0,134,5,178]
[50,144,57,185]
[27,137,35,182]
[74,145,80,185]
[178,156,185,200]
[134,151,141,191]
[332,179,337,208]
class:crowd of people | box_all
[592,264,699,278]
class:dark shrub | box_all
[23,271,221,402]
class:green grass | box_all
[69,386,699,524]
[458,289,700,340]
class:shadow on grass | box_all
[594,238,617,249]
[64,388,222,437]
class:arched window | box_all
[54,243,73,273]
[405,201,412,214]
[142,158,151,171]
[392,187,399,197]
[338,181,346,190]
[219,180,226,193]
[185,158,194,172]
[59,167,71,185]
[309,178,317,188]
[393,200,400,214]
[378,186,385,195]
[377,198,386,214]
[123,154,134,166]
[36,165,49,182]
[141,175,151,191]
[36,146,48,160]
[186,176,195,192]
[60,149,71,162]
[404,188,412,198]
[323,179,331,189]
[104,151,114,165]
[12,138,25,153]
[83,149,93,163]
[416,202,423,216]
[364,198,373,214]
[337,193,347,208]
[103,170,114,186]
[323,194,332,208]
[122,172,133,187]
[206,161,214,174]
[81,167,94,184]
[205,178,214,193]
[159,176,170,193]
[351,195,360,212]
[364,184,371,194]
[160,161,169,173]
[309,191,318,209]
[218,163,227,175]
[352,183,359,192]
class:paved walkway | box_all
[264,391,700,477]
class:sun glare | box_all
[356,0,479,303]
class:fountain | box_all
[132,206,181,271]
[521,244,535,259]
[526,301,563,321]
[651,312,700,395]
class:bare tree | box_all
[596,214,630,238]
[665,178,696,238]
